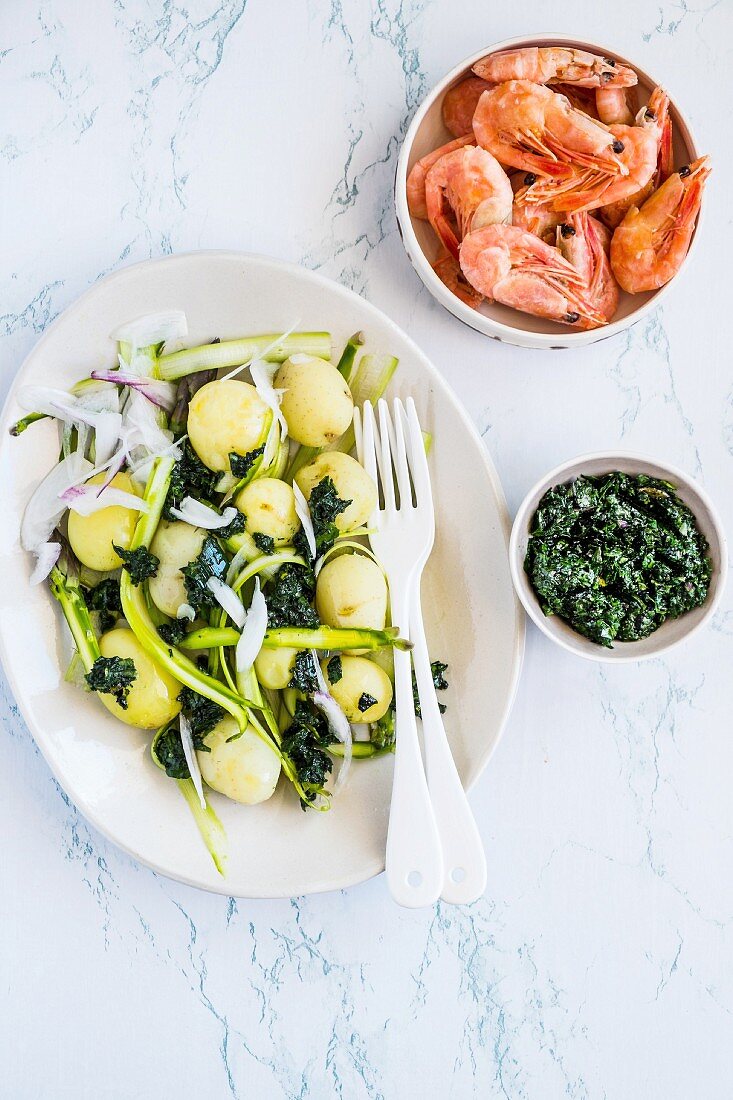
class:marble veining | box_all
[2,1,732,1096]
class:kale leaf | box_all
[158,620,188,646]
[294,476,351,560]
[87,578,122,632]
[85,655,137,709]
[181,536,228,612]
[170,369,217,437]
[177,687,225,751]
[252,532,275,555]
[164,441,219,519]
[326,655,342,684]
[114,545,159,585]
[229,445,265,479]
[281,700,334,808]
[265,563,319,629]
[153,724,190,779]
[358,692,377,713]
[289,650,319,694]
[217,510,245,540]
[412,660,449,718]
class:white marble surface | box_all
[1,1,732,1096]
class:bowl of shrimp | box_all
[395,34,709,349]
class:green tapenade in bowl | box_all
[524,472,712,647]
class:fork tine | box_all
[387,398,413,508]
[404,398,431,504]
[376,399,396,512]
[360,402,379,501]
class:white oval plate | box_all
[0,252,524,898]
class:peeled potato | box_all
[295,452,377,532]
[67,472,140,571]
[235,478,299,547]
[316,554,387,633]
[321,654,393,722]
[197,715,281,804]
[187,379,270,473]
[253,646,298,690]
[148,520,207,618]
[98,627,181,729]
[276,356,353,447]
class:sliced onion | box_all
[292,480,316,559]
[235,578,268,672]
[250,359,288,438]
[62,484,149,515]
[29,541,61,586]
[177,603,195,621]
[91,369,177,411]
[179,713,206,809]
[351,722,371,743]
[169,497,239,530]
[17,386,122,465]
[311,652,352,792]
[287,353,317,365]
[226,544,250,586]
[21,451,93,552]
[110,310,188,350]
[206,577,246,628]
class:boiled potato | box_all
[235,478,299,547]
[188,379,270,473]
[197,715,281,804]
[276,356,353,447]
[321,654,393,722]
[295,452,377,532]
[316,554,387,633]
[67,472,139,571]
[148,520,207,617]
[254,646,298,690]
[98,627,181,729]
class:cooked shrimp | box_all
[515,88,668,214]
[610,157,710,293]
[600,89,671,227]
[552,83,599,117]
[473,81,627,181]
[473,46,637,89]
[442,76,492,137]
[425,145,512,259]
[556,214,619,324]
[433,252,484,309]
[459,224,605,327]
[406,133,475,219]
[596,87,633,125]
[510,172,563,241]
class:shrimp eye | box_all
[524,173,537,186]
[602,71,615,82]
[564,312,580,324]
[679,165,691,178]
[560,223,576,238]
[612,139,625,154]
[603,57,616,66]
[645,108,656,120]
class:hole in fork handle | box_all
[407,870,423,888]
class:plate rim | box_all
[0,249,525,897]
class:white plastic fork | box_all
[355,398,487,907]
[355,398,443,907]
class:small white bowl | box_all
[395,33,703,350]
[509,452,727,661]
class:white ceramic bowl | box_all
[395,34,702,350]
[0,251,524,897]
[509,452,727,661]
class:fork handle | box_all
[410,582,487,905]
[385,588,444,908]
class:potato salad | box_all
[13,314,447,873]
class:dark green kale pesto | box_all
[524,472,711,647]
